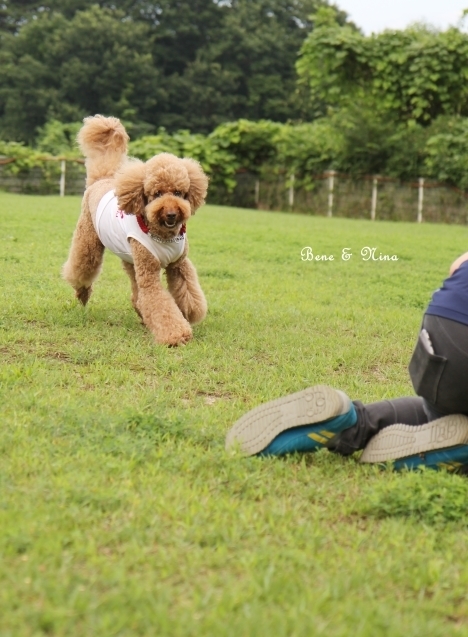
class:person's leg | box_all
[225,383,468,468]
[359,315,468,470]
[225,317,468,461]
[327,396,428,456]
[225,386,429,457]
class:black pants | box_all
[329,315,468,456]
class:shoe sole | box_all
[226,385,349,456]
[360,414,468,463]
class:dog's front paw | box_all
[75,286,92,306]
[158,322,193,347]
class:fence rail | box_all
[228,171,468,224]
[1,156,468,224]
[0,156,85,196]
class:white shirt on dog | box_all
[95,190,186,266]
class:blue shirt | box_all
[426,260,468,326]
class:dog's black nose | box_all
[166,212,177,221]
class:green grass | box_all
[1,191,468,636]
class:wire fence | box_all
[220,171,468,224]
[0,156,85,196]
[2,157,468,224]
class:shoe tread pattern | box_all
[360,415,468,463]
[225,385,344,456]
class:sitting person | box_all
[226,252,468,471]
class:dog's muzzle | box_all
[164,213,178,228]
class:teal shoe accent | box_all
[393,445,468,472]
[260,406,357,456]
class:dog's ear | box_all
[115,160,146,215]
[181,158,209,214]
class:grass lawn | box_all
[2,191,468,636]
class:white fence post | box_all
[371,176,378,221]
[417,177,424,223]
[59,159,66,197]
[288,173,295,210]
[327,170,336,217]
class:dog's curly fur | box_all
[63,115,209,346]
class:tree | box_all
[154,0,347,131]
[0,6,161,142]
[424,117,468,190]
[297,7,468,124]
[0,0,351,138]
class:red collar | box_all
[136,215,150,233]
[136,215,186,237]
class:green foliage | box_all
[384,123,430,182]
[0,141,52,174]
[129,0,346,131]
[424,117,468,190]
[5,113,468,193]
[127,130,182,160]
[274,119,343,182]
[129,129,239,191]
[360,468,468,524]
[0,6,161,143]
[297,12,468,124]
[35,119,82,156]
[4,0,468,165]
[296,6,364,118]
[130,118,344,192]
[326,104,396,176]
[210,119,281,174]
[0,0,338,139]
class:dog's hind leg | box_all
[62,201,104,306]
[121,261,143,321]
[166,256,207,325]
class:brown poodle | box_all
[63,115,208,346]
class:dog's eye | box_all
[174,190,182,197]
[155,191,162,198]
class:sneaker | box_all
[225,385,357,456]
[360,414,468,471]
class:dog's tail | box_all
[77,115,129,187]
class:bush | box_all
[35,120,82,157]
[4,113,468,194]
[424,116,468,190]
[129,129,238,191]
[274,119,343,184]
